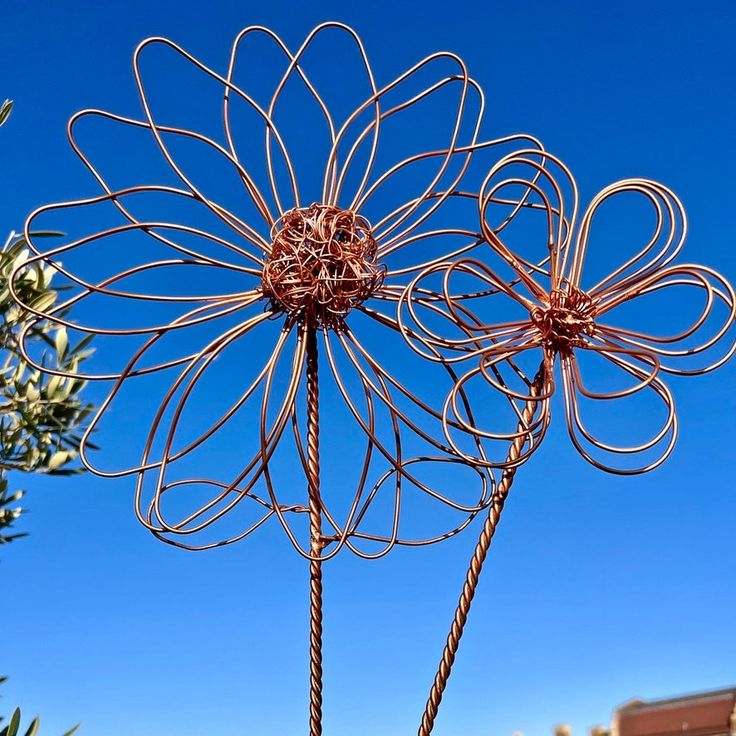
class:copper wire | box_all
[306,326,323,736]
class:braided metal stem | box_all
[417,365,546,736]
[306,326,324,736]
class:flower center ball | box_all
[530,286,597,355]
[262,203,384,329]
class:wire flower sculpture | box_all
[399,149,736,734]
[10,18,736,736]
[402,149,736,473]
[8,22,550,735]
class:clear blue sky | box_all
[2,1,735,735]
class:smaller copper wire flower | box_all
[400,149,736,474]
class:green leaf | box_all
[2,708,20,736]
[54,328,68,359]
[46,451,70,471]
[28,292,57,313]
[22,716,39,736]
[25,385,41,402]
[0,99,12,127]
[72,334,94,353]
[11,249,28,273]
[27,230,64,239]
[46,375,63,399]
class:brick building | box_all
[550,687,736,736]
[612,687,736,736]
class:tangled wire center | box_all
[531,286,597,354]
[261,203,384,329]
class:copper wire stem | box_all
[417,364,546,736]
[306,325,324,736]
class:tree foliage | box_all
[0,97,94,543]
[0,230,95,544]
[0,688,78,736]
[1,98,89,731]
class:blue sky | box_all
[2,1,735,735]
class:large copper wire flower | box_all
[400,149,736,474]
[9,23,541,558]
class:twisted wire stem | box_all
[306,325,324,736]
[417,363,546,736]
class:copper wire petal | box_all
[594,264,736,374]
[560,345,677,474]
